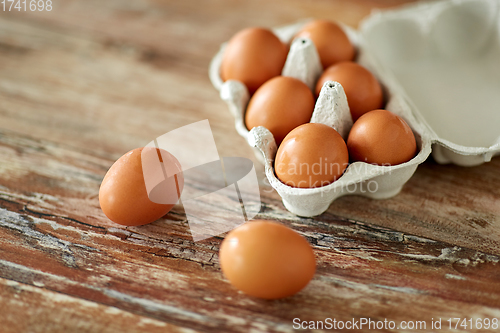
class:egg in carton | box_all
[209,0,500,217]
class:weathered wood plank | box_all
[0,278,196,333]
[325,156,500,257]
[1,201,500,332]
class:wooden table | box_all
[1,0,499,332]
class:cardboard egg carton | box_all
[209,0,500,217]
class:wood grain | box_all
[1,0,499,332]
[0,278,195,333]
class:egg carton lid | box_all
[359,0,500,165]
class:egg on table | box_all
[99,147,183,226]
[219,220,316,299]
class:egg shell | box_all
[245,76,315,145]
[315,61,384,121]
[220,27,288,94]
[275,123,349,188]
[347,109,417,165]
[209,0,500,217]
[219,220,316,299]
[99,147,183,226]
[295,19,356,69]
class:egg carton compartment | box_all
[209,0,500,217]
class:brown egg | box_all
[315,61,384,121]
[219,220,316,299]
[99,147,183,226]
[295,19,355,69]
[275,123,349,188]
[347,109,417,165]
[245,76,315,145]
[221,27,288,94]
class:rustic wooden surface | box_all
[1,0,500,332]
